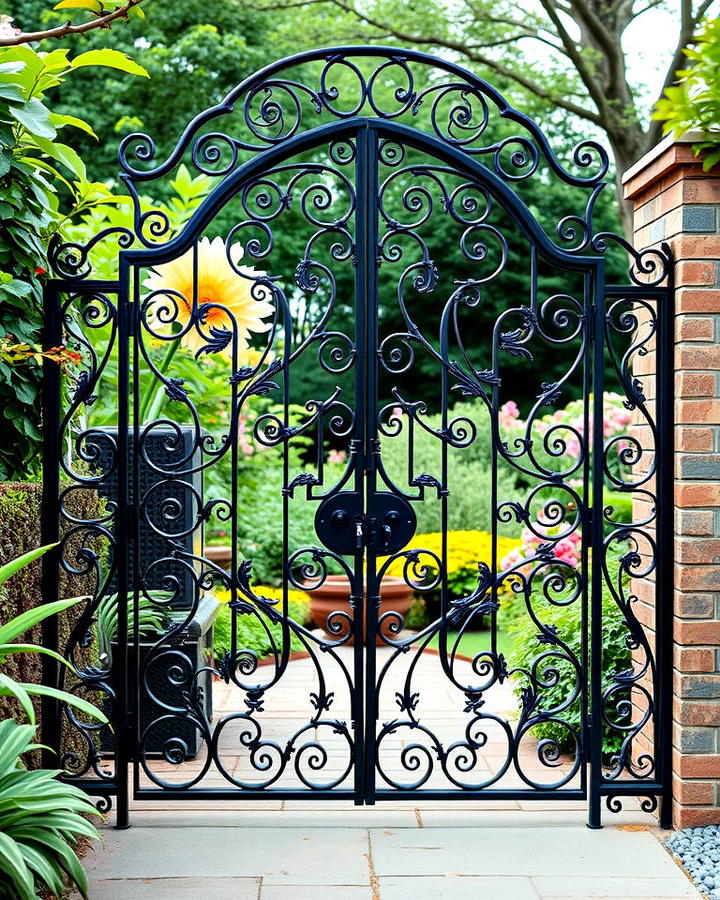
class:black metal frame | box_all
[41,46,674,829]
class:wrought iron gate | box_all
[42,47,674,829]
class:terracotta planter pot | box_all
[204,545,232,570]
[305,574,413,645]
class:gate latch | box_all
[315,491,416,556]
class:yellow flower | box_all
[143,236,274,361]
[214,585,310,607]
[384,530,520,595]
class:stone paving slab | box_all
[81,825,371,885]
[83,877,261,899]
[71,814,701,900]
[369,826,686,879]
[378,875,539,899]
[532,874,700,898]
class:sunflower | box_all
[143,236,275,361]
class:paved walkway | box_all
[72,646,698,899]
[76,805,699,899]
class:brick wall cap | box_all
[622,132,708,184]
[622,132,719,201]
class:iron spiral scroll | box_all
[42,46,673,827]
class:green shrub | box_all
[377,402,521,536]
[0,43,145,480]
[505,543,632,757]
[0,482,102,738]
[654,17,720,170]
[212,592,309,664]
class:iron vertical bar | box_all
[588,264,605,830]
[656,251,675,830]
[360,121,380,805]
[350,126,370,804]
[115,258,131,829]
[580,270,592,785]
[40,282,62,770]
[131,267,141,802]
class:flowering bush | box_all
[499,393,632,476]
[385,530,520,622]
[501,526,582,573]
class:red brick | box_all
[677,289,720,314]
[676,567,720,592]
[674,647,716,672]
[676,400,720,424]
[676,621,720,645]
[677,345,720,369]
[677,510,716,536]
[676,260,717,286]
[677,539,720,564]
[674,806,720,829]
[675,779,716,805]
[677,371,716,396]
[675,236,720,259]
[674,699,720,726]
[675,483,720,507]
[676,428,716,452]
[674,592,716,618]
[683,179,720,204]
[674,753,720,778]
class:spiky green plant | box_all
[0,718,100,900]
[0,544,107,726]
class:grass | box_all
[422,625,514,661]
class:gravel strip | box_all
[667,827,720,898]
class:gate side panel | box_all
[598,254,674,822]
[41,278,128,821]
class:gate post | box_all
[624,135,720,829]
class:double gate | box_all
[42,47,673,828]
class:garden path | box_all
[72,648,698,899]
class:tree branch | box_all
[535,0,610,117]
[0,0,146,47]
[305,0,603,123]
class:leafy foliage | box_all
[0,40,145,479]
[505,543,632,757]
[654,17,720,171]
[212,586,310,664]
[0,718,100,900]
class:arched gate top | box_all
[47,45,672,288]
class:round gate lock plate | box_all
[315,491,363,555]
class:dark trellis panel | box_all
[41,46,673,829]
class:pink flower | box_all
[499,400,520,429]
[501,548,524,570]
[328,449,347,464]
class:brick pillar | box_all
[624,134,720,828]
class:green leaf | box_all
[0,643,77,672]
[0,597,81,645]
[70,49,149,78]
[54,0,103,9]
[14,683,109,724]
[26,136,87,180]
[0,543,55,590]
[9,98,56,140]
[0,673,35,724]
[50,112,97,138]
[0,833,35,900]
[0,83,25,103]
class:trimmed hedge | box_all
[0,481,101,765]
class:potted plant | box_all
[304,574,414,645]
